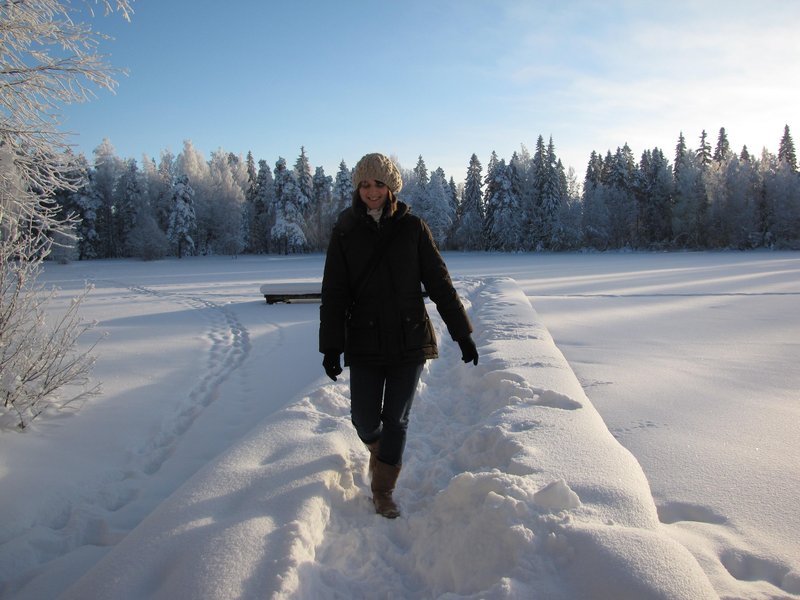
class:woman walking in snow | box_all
[319,152,479,519]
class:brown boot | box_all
[371,460,401,519]
[365,440,380,477]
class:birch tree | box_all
[1,0,133,429]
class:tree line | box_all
[51,125,799,262]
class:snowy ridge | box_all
[61,277,716,599]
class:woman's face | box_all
[358,180,389,211]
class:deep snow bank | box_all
[63,277,716,599]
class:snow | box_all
[1,251,798,599]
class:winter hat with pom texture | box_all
[352,153,403,194]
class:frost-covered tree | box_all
[484,161,523,251]
[424,168,454,248]
[0,0,133,428]
[293,147,313,216]
[313,166,334,250]
[404,155,429,215]
[332,160,353,217]
[536,137,565,250]
[763,155,800,248]
[208,149,246,255]
[672,150,708,247]
[271,158,307,254]
[167,175,196,258]
[637,148,673,247]
[250,159,275,253]
[176,140,212,251]
[451,153,484,250]
[482,151,501,249]
[705,154,759,249]
[582,152,611,249]
[92,138,123,257]
[116,158,144,257]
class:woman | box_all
[319,152,479,519]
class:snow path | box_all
[61,277,716,600]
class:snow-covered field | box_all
[0,251,798,599]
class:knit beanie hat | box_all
[352,153,403,194]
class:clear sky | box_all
[62,0,800,183]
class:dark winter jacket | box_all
[319,199,472,366]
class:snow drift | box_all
[61,277,716,599]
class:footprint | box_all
[656,501,727,525]
[720,549,798,593]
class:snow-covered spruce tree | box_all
[271,158,307,254]
[167,175,196,258]
[637,148,673,248]
[404,155,430,217]
[481,151,501,250]
[581,151,611,249]
[332,160,353,216]
[484,160,523,251]
[313,166,334,250]
[116,158,143,256]
[251,159,275,253]
[537,137,566,250]
[451,153,484,250]
[0,0,132,430]
[425,168,454,248]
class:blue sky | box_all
[63,0,800,183]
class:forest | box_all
[51,125,800,262]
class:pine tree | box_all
[778,124,797,172]
[674,132,687,181]
[713,127,731,163]
[697,130,712,169]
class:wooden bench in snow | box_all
[261,281,323,304]
[261,281,430,304]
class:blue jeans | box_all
[349,362,425,466]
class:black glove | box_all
[322,352,343,381]
[457,336,479,365]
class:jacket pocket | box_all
[401,309,435,351]
[346,313,380,355]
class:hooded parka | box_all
[319,198,472,367]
